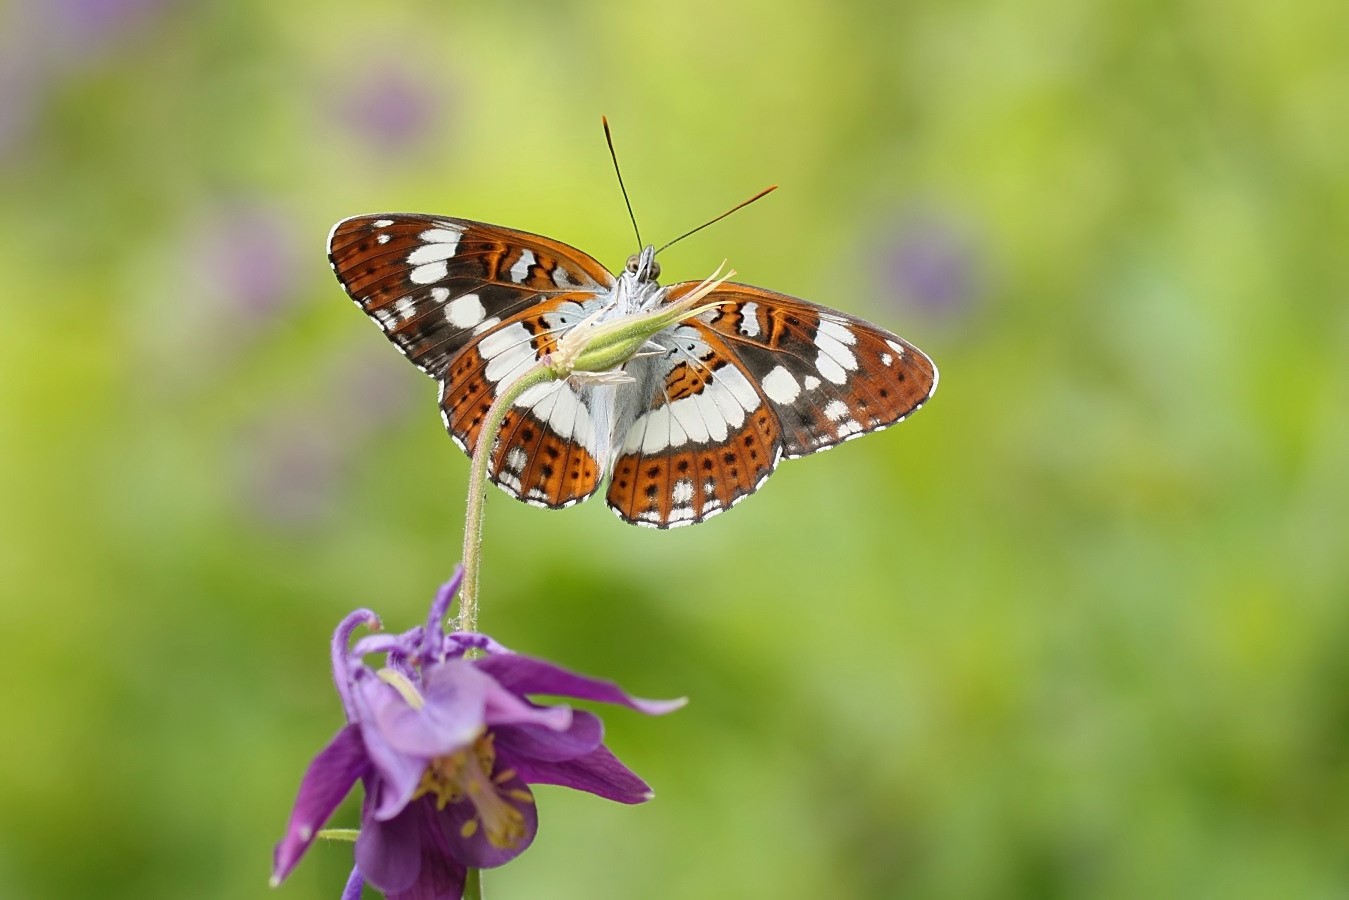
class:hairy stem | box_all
[464,867,483,900]
[458,362,557,632]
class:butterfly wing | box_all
[328,214,616,374]
[328,214,616,506]
[686,283,938,458]
[604,282,937,528]
[605,323,784,528]
[439,300,608,508]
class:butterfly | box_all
[327,214,938,528]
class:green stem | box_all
[457,362,557,633]
[315,828,359,843]
[464,867,483,900]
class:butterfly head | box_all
[624,245,661,284]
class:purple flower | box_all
[333,60,447,156]
[187,200,301,321]
[876,207,983,316]
[35,0,174,57]
[272,569,684,898]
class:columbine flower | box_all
[272,568,684,898]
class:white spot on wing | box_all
[668,506,695,523]
[447,293,486,327]
[824,400,849,421]
[373,219,394,228]
[394,296,416,321]
[818,319,857,346]
[514,382,556,407]
[666,395,710,445]
[881,353,893,366]
[505,448,528,473]
[639,408,672,453]
[672,479,694,505]
[410,261,449,284]
[510,250,536,284]
[837,419,864,438]
[479,323,538,384]
[512,382,598,457]
[817,355,847,385]
[803,375,821,391]
[547,387,580,444]
[419,227,463,244]
[739,302,761,337]
[762,365,801,404]
[815,322,858,378]
[709,375,748,430]
[408,242,458,266]
[376,234,390,245]
[721,363,761,411]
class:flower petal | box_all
[387,841,467,900]
[420,568,463,659]
[355,800,424,894]
[493,710,604,762]
[504,744,654,804]
[350,672,431,819]
[445,632,511,658]
[474,653,686,715]
[435,770,539,869]
[272,724,369,884]
[332,609,380,720]
[340,865,365,900]
[480,679,572,732]
[373,661,488,756]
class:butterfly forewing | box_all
[678,283,938,458]
[327,215,615,375]
[329,215,617,504]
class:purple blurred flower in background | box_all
[273,569,684,898]
[0,0,174,160]
[875,206,984,317]
[332,351,420,434]
[189,200,301,321]
[243,419,343,528]
[35,0,175,57]
[240,350,418,529]
[333,59,448,156]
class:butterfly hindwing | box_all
[605,324,783,528]
[438,294,610,506]
[486,393,604,509]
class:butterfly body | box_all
[328,214,937,528]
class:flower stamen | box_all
[376,668,425,709]
[413,733,532,849]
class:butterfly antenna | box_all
[656,185,778,254]
[603,116,643,249]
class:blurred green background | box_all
[3,0,1347,897]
